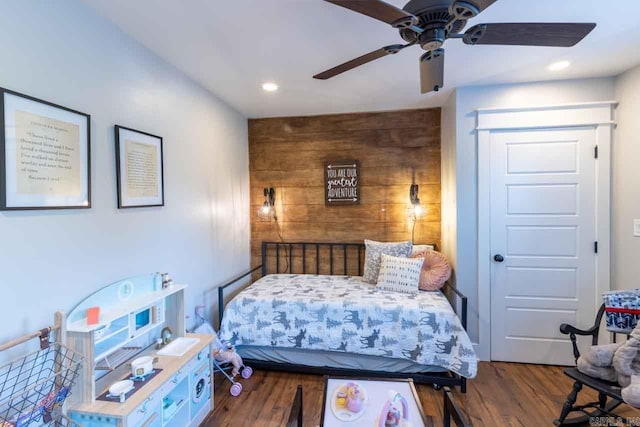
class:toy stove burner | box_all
[129,370,156,382]
[96,369,163,402]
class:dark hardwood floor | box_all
[204,362,640,426]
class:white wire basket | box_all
[0,342,83,427]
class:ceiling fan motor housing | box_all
[400,0,469,47]
[419,27,446,50]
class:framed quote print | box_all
[0,88,91,210]
[325,160,360,206]
[115,125,164,208]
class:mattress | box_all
[237,345,447,373]
[219,274,477,378]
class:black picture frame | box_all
[320,376,429,427]
[114,125,164,209]
[0,87,91,210]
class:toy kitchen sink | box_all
[65,274,214,427]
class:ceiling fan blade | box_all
[463,23,596,47]
[420,48,444,94]
[325,0,418,28]
[314,44,410,80]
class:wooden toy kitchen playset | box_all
[64,274,214,427]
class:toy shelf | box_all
[162,377,189,427]
[94,347,143,372]
[93,315,129,345]
[94,328,132,363]
[67,284,186,333]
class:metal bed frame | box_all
[217,241,469,392]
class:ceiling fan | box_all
[313,0,596,94]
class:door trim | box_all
[475,101,617,361]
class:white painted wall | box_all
[440,93,458,295]
[446,78,616,355]
[0,1,250,353]
[613,65,640,290]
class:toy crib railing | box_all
[0,313,83,427]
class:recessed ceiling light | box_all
[262,82,279,92]
[548,60,571,71]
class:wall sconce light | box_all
[407,184,424,243]
[258,187,276,222]
[407,184,423,221]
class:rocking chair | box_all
[554,303,629,425]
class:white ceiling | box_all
[86,0,640,118]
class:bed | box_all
[217,241,475,391]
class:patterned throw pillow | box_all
[362,240,413,284]
[376,254,423,295]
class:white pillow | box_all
[376,254,423,295]
[411,244,435,257]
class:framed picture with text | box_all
[325,160,360,206]
[0,88,91,210]
[115,125,164,208]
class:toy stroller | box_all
[192,306,252,396]
[211,335,253,396]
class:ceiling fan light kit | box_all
[315,0,596,94]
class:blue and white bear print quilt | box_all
[219,274,477,378]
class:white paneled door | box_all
[490,127,597,365]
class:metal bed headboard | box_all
[260,241,438,277]
[261,241,365,277]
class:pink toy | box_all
[214,348,244,377]
[345,382,363,412]
[378,390,409,427]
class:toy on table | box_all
[378,390,409,427]
[333,382,364,412]
[331,381,367,421]
[345,382,363,412]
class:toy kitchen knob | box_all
[172,372,181,384]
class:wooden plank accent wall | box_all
[249,108,441,271]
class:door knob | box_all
[494,254,504,263]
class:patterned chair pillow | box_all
[376,254,423,295]
[362,240,413,284]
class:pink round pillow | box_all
[411,250,451,291]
